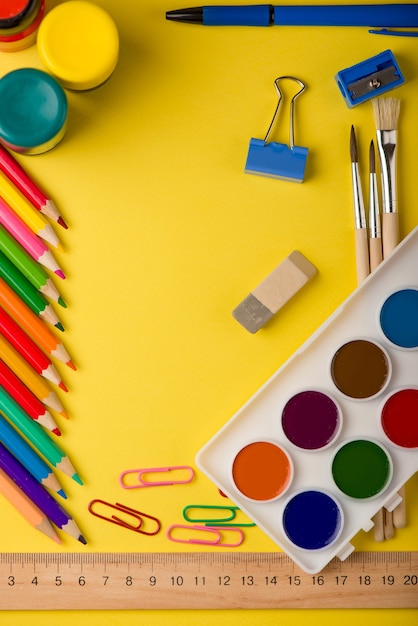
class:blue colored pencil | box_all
[0,412,65,498]
[0,443,86,544]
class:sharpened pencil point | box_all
[78,535,88,545]
[58,296,67,308]
[67,360,77,371]
[55,269,66,279]
[55,322,65,332]
[59,381,69,393]
[53,427,62,436]
[72,473,84,486]
[58,216,68,229]
[58,489,67,499]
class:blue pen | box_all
[166,4,418,34]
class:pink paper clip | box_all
[166,524,244,547]
[88,500,161,535]
[119,465,195,489]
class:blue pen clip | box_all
[245,76,308,183]
[369,28,418,37]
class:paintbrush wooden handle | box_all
[369,237,383,272]
[393,485,406,528]
[382,212,399,259]
[355,228,369,284]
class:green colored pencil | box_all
[0,252,65,327]
[0,386,82,486]
[0,224,63,304]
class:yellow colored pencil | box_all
[0,171,61,249]
[0,334,68,417]
[0,468,60,543]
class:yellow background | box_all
[1,0,418,623]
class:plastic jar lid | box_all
[0,0,44,51]
[0,0,39,33]
[37,1,119,90]
[0,68,68,155]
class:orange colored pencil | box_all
[0,468,61,543]
[0,334,68,417]
[0,277,75,369]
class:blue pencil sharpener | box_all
[245,76,308,183]
[336,49,404,108]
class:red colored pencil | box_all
[0,307,67,390]
[0,360,61,435]
[0,145,67,229]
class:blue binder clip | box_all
[245,76,308,183]
[336,50,404,108]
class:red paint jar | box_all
[0,0,45,52]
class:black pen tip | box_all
[350,125,358,163]
[166,7,204,23]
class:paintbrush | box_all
[350,125,369,284]
[368,140,382,272]
[372,97,405,540]
[372,97,400,258]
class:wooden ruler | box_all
[0,551,417,610]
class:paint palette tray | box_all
[196,227,418,574]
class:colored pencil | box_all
[0,224,64,304]
[0,144,67,228]
[0,361,61,435]
[0,197,65,279]
[0,171,61,249]
[0,334,68,416]
[0,307,67,390]
[0,412,65,497]
[0,278,76,368]
[0,386,82,485]
[0,443,86,544]
[1,251,65,328]
[0,467,61,543]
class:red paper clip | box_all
[88,500,161,535]
[119,465,195,489]
[166,524,244,547]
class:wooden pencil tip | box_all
[53,427,62,436]
[67,360,77,371]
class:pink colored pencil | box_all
[0,145,67,229]
[0,197,65,279]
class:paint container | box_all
[281,389,342,451]
[332,439,392,499]
[0,68,67,155]
[37,1,119,91]
[196,227,418,574]
[380,387,418,449]
[0,0,44,52]
[378,287,418,350]
[231,440,293,502]
[330,338,391,400]
[282,490,343,551]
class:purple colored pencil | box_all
[0,443,86,544]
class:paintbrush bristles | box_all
[350,125,358,163]
[369,140,376,174]
[372,97,400,131]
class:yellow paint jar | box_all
[37,1,119,91]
